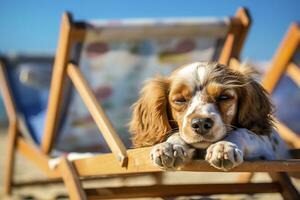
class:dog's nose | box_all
[191,117,214,135]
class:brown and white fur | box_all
[130,61,289,171]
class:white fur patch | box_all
[186,92,218,117]
[177,62,200,76]
[183,91,203,128]
[176,62,208,87]
[177,62,199,87]
[197,66,206,85]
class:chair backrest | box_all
[1,8,251,154]
[262,23,300,147]
[54,10,251,153]
[60,18,228,152]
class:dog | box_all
[129,61,289,171]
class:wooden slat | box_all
[218,23,237,65]
[286,62,300,87]
[0,61,19,195]
[13,178,63,187]
[59,157,87,200]
[70,22,229,43]
[85,183,280,199]
[71,147,300,178]
[269,172,300,200]
[42,12,74,154]
[17,138,60,178]
[67,63,128,167]
[219,7,251,65]
[262,23,300,93]
[12,173,159,188]
[3,122,18,195]
[232,7,252,59]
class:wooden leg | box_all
[3,121,18,195]
[59,157,87,200]
[269,172,300,200]
[237,172,254,183]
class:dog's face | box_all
[168,62,238,146]
[130,62,273,148]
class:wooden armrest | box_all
[71,147,300,178]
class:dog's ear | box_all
[129,77,172,147]
[236,76,273,135]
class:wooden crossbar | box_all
[262,23,300,93]
[67,63,128,167]
[16,138,60,178]
[70,147,300,178]
[219,7,251,65]
[275,119,300,148]
[286,62,300,87]
[86,183,281,199]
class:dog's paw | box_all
[150,142,194,170]
[205,141,243,171]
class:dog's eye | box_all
[174,97,187,105]
[217,94,231,101]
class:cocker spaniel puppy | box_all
[129,62,289,171]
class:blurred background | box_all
[1,0,300,126]
[1,0,300,199]
[1,0,300,58]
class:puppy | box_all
[129,62,289,171]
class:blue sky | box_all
[0,0,300,61]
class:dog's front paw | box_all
[150,142,194,170]
[205,141,243,171]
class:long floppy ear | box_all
[236,76,274,135]
[129,77,173,147]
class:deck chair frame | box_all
[42,7,252,157]
[1,7,300,200]
[237,22,300,188]
[262,23,300,148]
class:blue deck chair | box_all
[3,56,53,144]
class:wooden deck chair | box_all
[238,23,300,186]
[262,23,300,148]
[1,7,299,200]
